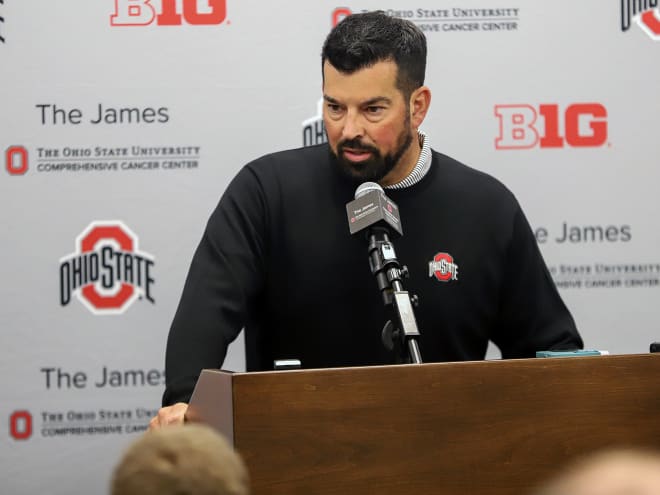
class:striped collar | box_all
[384,130,431,190]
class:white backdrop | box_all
[1,1,659,493]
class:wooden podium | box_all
[186,354,660,495]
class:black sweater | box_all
[163,144,581,405]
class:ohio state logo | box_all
[332,7,353,27]
[5,145,29,175]
[59,221,155,315]
[10,411,33,441]
[621,0,660,40]
[428,253,459,282]
[110,0,227,27]
[302,99,327,147]
[494,103,608,150]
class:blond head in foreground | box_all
[534,448,660,495]
[111,424,249,495]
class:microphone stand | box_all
[366,227,423,364]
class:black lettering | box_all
[303,125,313,147]
[620,225,632,241]
[123,254,134,284]
[90,103,103,124]
[157,107,169,123]
[535,227,548,243]
[0,0,5,44]
[555,222,568,243]
[314,120,326,144]
[88,253,100,282]
[142,107,156,123]
[119,107,140,123]
[583,226,604,242]
[72,256,84,290]
[60,262,71,305]
[101,246,115,289]
[145,259,155,303]
[95,366,108,387]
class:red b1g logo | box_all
[494,103,608,150]
[111,0,227,26]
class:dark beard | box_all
[331,126,414,184]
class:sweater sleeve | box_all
[162,165,269,406]
[491,205,583,358]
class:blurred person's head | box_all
[111,424,249,495]
[533,448,660,495]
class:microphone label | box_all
[346,189,402,236]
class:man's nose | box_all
[342,110,364,141]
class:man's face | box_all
[322,60,415,185]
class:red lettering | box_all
[182,0,226,24]
[110,0,155,26]
[539,104,563,148]
[494,105,539,149]
[112,0,227,26]
[565,103,608,147]
[156,0,181,25]
[495,103,608,149]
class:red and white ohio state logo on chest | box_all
[59,221,155,315]
[428,252,459,282]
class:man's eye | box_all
[366,106,384,114]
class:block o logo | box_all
[494,103,608,150]
[59,221,156,315]
[621,1,660,40]
[332,7,352,27]
[111,0,227,26]
[638,8,660,39]
[5,146,28,175]
[10,411,33,440]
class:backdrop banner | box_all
[1,1,659,493]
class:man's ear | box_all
[410,86,431,128]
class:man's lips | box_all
[341,148,373,162]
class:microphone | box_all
[345,182,403,237]
[345,182,422,364]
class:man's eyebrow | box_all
[322,95,392,105]
[362,96,392,106]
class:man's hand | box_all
[149,402,188,430]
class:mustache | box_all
[337,138,379,154]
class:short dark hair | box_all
[321,11,427,98]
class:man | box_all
[111,424,250,495]
[151,11,581,428]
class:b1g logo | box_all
[5,146,29,175]
[10,411,33,440]
[428,253,459,282]
[59,221,155,315]
[621,0,660,40]
[110,0,227,27]
[494,103,608,150]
